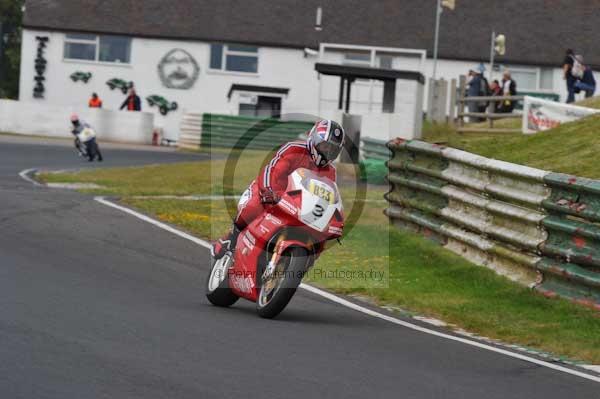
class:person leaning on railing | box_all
[467,66,489,121]
[489,80,503,113]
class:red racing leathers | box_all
[235,140,336,229]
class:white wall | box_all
[362,113,421,141]
[19,29,324,140]
[0,99,154,144]
[19,29,428,142]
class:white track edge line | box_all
[583,365,600,373]
[18,168,43,186]
[298,284,600,383]
[93,196,600,384]
[94,197,210,249]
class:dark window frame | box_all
[210,43,259,74]
[64,33,132,64]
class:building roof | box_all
[23,0,600,68]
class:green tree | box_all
[0,0,24,99]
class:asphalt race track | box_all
[1,137,598,398]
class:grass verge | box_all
[422,96,600,178]
[39,149,600,363]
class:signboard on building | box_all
[522,96,599,134]
[238,93,258,105]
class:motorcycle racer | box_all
[211,119,345,259]
[70,113,89,156]
[70,113,103,162]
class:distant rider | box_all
[212,119,345,259]
[70,114,103,162]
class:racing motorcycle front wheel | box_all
[256,247,309,319]
[75,139,87,158]
[205,253,239,307]
[86,140,103,162]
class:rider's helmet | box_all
[307,119,345,167]
[70,113,80,125]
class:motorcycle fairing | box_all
[228,168,344,302]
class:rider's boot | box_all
[211,224,241,260]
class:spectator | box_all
[88,92,102,108]
[467,65,488,121]
[563,49,577,103]
[574,56,596,98]
[489,79,502,112]
[499,70,517,113]
[490,80,502,95]
[120,87,141,111]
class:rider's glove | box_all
[260,188,280,205]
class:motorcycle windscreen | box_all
[290,169,341,232]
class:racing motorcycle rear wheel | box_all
[256,247,308,319]
[205,253,238,307]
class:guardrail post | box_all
[340,113,361,164]
[449,78,457,125]
[458,75,466,128]
[487,100,494,128]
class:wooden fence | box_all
[456,75,523,133]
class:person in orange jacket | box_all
[88,93,103,108]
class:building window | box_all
[509,68,538,91]
[99,36,131,63]
[378,55,394,69]
[239,95,281,118]
[64,34,97,61]
[64,34,131,64]
[343,51,371,66]
[210,44,258,73]
[540,68,554,91]
[498,66,540,91]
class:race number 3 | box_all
[313,204,324,218]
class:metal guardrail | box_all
[385,139,600,309]
[200,114,313,150]
[360,137,390,184]
[539,173,600,306]
[179,112,202,149]
[361,137,391,161]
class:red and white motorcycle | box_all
[206,168,344,318]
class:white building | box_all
[18,0,598,141]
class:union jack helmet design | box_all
[307,119,345,167]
